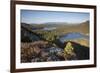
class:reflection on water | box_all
[32,27,56,31]
[59,32,89,43]
[43,27,56,31]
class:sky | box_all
[21,10,90,24]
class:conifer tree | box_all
[64,41,74,55]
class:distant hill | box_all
[77,20,89,34]
[21,20,89,42]
[43,22,69,25]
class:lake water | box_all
[32,27,56,31]
[43,27,56,31]
[59,32,89,43]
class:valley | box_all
[21,21,90,63]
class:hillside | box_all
[64,41,89,60]
[21,21,90,62]
[21,41,89,62]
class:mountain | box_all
[43,22,69,25]
[77,20,89,34]
[21,20,89,43]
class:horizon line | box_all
[21,20,89,25]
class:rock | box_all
[48,47,63,54]
[33,46,41,54]
[47,55,60,61]
[41,51,49,58]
